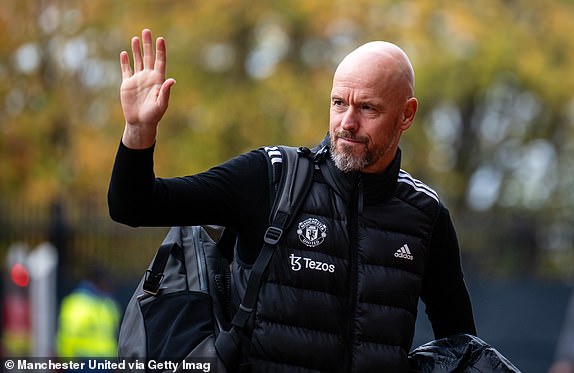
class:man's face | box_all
[329,69,405,174]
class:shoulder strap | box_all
[215,146,314,365]
[142,242,175,295]
[232,146,313,327]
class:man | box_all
[109,29,476,372]
[56,266,120,367]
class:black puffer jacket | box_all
[238,143,456,372]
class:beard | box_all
[330,130,371,172]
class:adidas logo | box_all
[394,244,413,260]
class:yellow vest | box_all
[57,289,120,357]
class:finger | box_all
[131,36,143,72]
[158,78,176,110]
[142,29,155,70]
[119,51,133,80]
[154,37,167,78]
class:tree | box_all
[1,0,573,277]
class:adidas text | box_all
[394,244,414,260]
[290,254,335,273]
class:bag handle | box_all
[143,242,178,295]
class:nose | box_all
[340,106,359,132]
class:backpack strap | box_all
[265,146,313,244]
[215,145,314,366]
[236,146,312,322]
[142,242,177,295]
[263,145,284,188]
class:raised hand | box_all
[119,29,176,149]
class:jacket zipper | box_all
[346,174,363,372]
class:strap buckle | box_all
[263,226,283,245]
[143,270,163,296]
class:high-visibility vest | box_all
[56,288,120,357]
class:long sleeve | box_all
[420,205,477,339]
[107,142,156,226]
[107,141,272,264]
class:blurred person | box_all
[48,198,74,301]
[56,265,120,363]
[549,290,574,373]
[108,29,477,372]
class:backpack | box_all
[117,145,314,372]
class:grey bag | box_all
[118,225,233,372]
[117,146,313,372]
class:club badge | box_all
[297,218,327,247]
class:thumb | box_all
[158,78,176,110]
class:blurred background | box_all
[1,0,574,371]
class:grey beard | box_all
[330,141,370,173]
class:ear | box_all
[400,97,418,131]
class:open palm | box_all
[119,29,175,143]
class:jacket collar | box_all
[315,133,400,205]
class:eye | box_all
[359,103,380,116]
[332,98,344,106]
[331,98,348,112]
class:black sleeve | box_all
[107,141,271,263]
[420,205,477,339]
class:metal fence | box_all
[0,198,167,285]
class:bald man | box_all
[329,41,417,173]
[110,30,476,372]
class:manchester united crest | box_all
[297,218,327,247]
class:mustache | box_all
[333,130,368,144]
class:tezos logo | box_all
[289,254,335,273]
[297,218,327,247]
